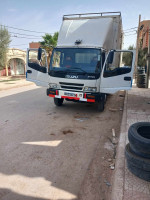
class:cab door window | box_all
[104,51,133,77]
[28,49,47,73]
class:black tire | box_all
[137,67,145,74]
[97,100,104,112]
[138,73,146,75]
[104,94,107,104]
[125,143,150,171]
[126,160,150,182]
[137,77,146,80]
[137,78,146,80]
[128,122,150,158]
[137,69,146,88]
[137,82,146,85]
[54,98,64,106]
[137,78,146,81]
[138,78,146,80]
[137,83,146,88]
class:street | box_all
[0,86,124,200]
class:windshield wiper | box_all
[73,67,87,73]
[52,67,87,74]
[67,67,87,74]
[52,70,66,74]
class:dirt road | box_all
[0,86,124,200]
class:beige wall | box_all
[7,48,26,76]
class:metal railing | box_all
[63,12,121,20]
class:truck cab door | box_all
[100,50,135,94]
[26,48,50,87]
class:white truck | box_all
[26,12,135,111]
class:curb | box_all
[111,91,128,200]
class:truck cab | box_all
[26,12,135,111]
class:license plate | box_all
[64,92,76,97]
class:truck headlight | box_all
[83,87,97,92]
[49,83,58,89]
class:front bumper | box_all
[47,88,103,103]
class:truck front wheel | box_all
[54,98,64,106]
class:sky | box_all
[0,0,150,50]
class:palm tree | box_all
[40,32,58,66]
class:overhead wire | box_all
[2,23,137,35]
[122,26,138,36]
[123,29,137,34]
[123,27,138,31]
[11,35,42,39]
[124,33,137,36]
[1,24,55,50]
[9,31,43,38]
[0,24,54,34]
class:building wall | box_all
[0,48,26,76]
[29,42,40,48]
[139,20,150,49]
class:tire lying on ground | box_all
[126,161,150,182]
[137,83,146,88]
[125,143,150,182]
[125,143,150,171]
[137,67,145,74]
[128,122,150,158]
[136,67,146,88]
[137,75,146,88]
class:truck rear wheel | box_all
[54,98,64,106]
[97,100,104,112]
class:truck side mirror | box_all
[108,51,114,64]
[38,48,42,60]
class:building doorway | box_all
[8,58,25,75]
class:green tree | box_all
[40,32,58,66]
[0,26,11,70]
[122,45,135,66]
[122,45,148,68]
[40,32,58,52]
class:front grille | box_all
[59,82,84,91]
[61,86,83,90]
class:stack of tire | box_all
[137,67,146,88]
[125,122,150,182]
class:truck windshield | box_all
[50,48,101,74]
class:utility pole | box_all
[135,15,141,79]
[146,30,150,88]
